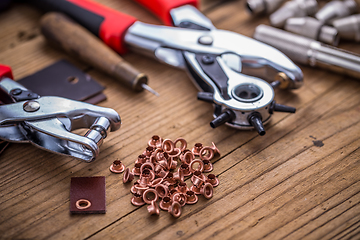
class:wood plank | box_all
[1,0,360,239]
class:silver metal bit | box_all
[315,0,358,23]
[141,83,160,97]
[270,0,318,28]
[333,14,360,42]
[246,0,287,15]
[285,17,340,46]
[254,24,360,79]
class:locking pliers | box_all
[0,65,121,162]
[28,0,303,135]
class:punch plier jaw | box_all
[125,5,303,135]
[0,66,121,162]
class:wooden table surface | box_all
[1,0,360,239]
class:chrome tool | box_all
[0,65,121,162]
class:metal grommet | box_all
[123,168,134,183]
[192,143,203,156]
[143,189,159,204]
[75,199,91,210]
[155,184,168,198]
[168,201,182,218]
[189,159,204,173]
[199,146,214,161]
[162,139,174,153]
[174,138,187,152]
[110,160,125,173]
[147,201,160,215]
[202,183,214,199]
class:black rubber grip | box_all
[27,0,104,37]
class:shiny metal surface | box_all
[246,0,287,15]
[0,78,121,162]
[125,6,302,132]
[285,17,339,46]
[315,0,357,23]
[270,0,318,28]
[254,24,360,79]
[333,14,360,42]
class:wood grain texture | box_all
[1,0,360,239]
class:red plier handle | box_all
[0,64,13,80]
[29,0,198,54]
[134,0,198,25]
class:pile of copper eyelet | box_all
[123,135,220,217]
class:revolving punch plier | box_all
[0,65,121,162]
[28,0,304,136]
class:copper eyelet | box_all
[174,138,187,152]
[162,139,174,153]
[201,183,214,199]
[189,159,204,173]
[123,168,134,183]
[109,160,125,173]
[168,201,182,218]
[199,146,214,161]
[192,143,203,156]
[131,193,146,206]
[75,199,91,210]
[143,189,159,204]
[147,201,160,215]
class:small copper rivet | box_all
[181,151,194,164]
[147,201,160,215]
[131,182,139,194]
[199,146,214,161]
[189,159,204,173]
[180,163,192,177]
[159,196,172,211]
[143,189,159,204]
[206,173,219,187]
[131,163,142,176]
[168,201,182,218]
[131,193,146,206]
[143,146,155,157]
[148,135,162,148]
[211,142,220,155]
[202,183,214,199]
[136,154,147,164]
[140,162,155,173]
[155,184,168,198]
[162,139,174,153]
[190,185,202,195]
[191,171,205,187]
[203,159,213,173]
[123,168,134,183]
[192,143,203,156]
[177,182,188,194]
[172,192,186,207]
[174,138,187,152]
[75,199,91,210]
[110,160,125,173]
[186,190,198,205]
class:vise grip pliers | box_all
[29,0,303,135]
[0,65,121,162]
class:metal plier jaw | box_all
[0,76,121,162]
[125,5,303,135]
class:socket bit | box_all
[285,17,340,46]
[333,14,360,42]
[254,24,360,79]
[315,0,358,23]
[246,0,287,15]
[270,0,318,28]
